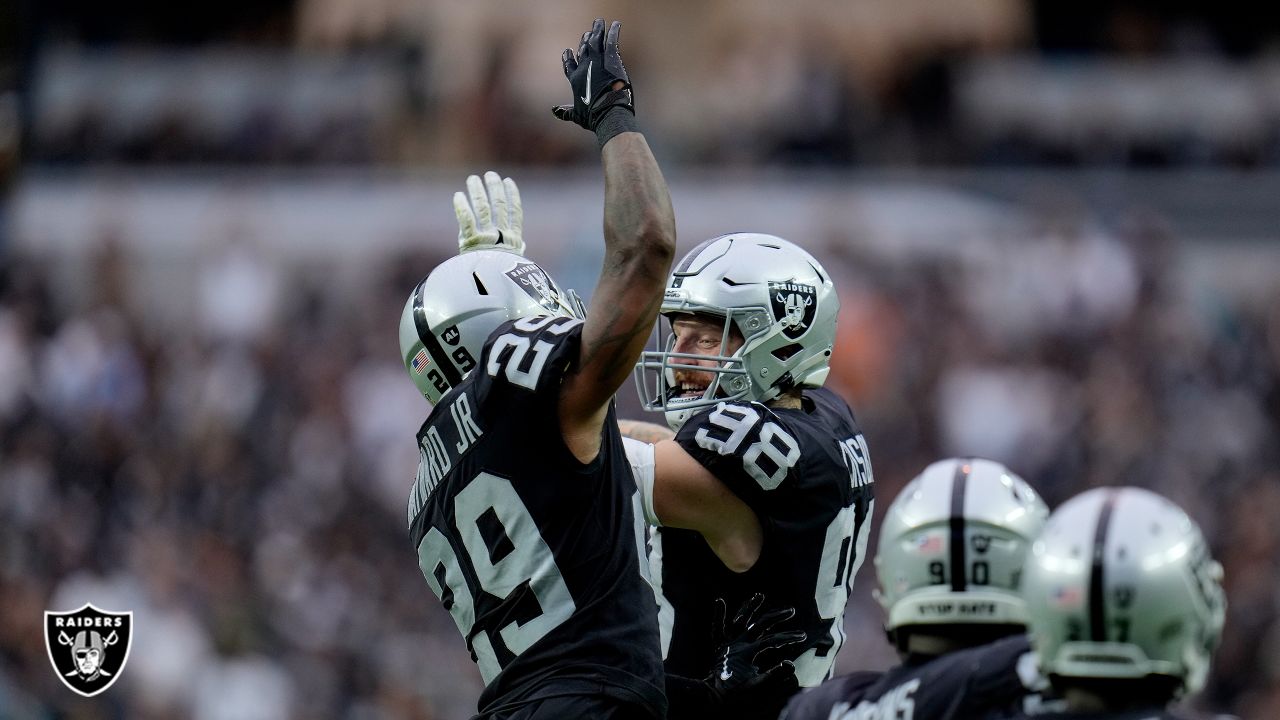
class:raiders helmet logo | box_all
[505,262,561,313]
[768,281,817,339]
[44,604,133,697]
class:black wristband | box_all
[595,106,640,150]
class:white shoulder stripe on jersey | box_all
[648,531,675,658]
[622,437,660,526]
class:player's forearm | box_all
[571,125,674,391]
[652,440,764,572]
[618,418,676,444]
[600,125,676,269]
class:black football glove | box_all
[665,594,807,720]
[551,18,634,132]
[709,593,807,716]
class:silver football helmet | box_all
[399,249,578,404]
[634,233,838,429]
[1023,487,1226,697]
[875,458,1050,637]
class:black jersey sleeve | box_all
[780,637,1037,720]
[473,315,586,414]
[673,400,796,506]
[778,671,883,720]
[955,635,1038,713]
[1005,709,1221,720]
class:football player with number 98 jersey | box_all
[661,387,873,683]
[630,234,875,717]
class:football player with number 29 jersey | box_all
[780,458,1052,720]
[627,233,876,719]
[400,18,678,720]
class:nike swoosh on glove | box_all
[552,18,634,131]
[710,594,807,717]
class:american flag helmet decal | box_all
[411,348,430,375]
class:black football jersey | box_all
[1005,711,1223,720]
[780,635,1037,720]
[407,316,665,719]
[650,387,875,689]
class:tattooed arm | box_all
[559,130,676,462]
[618,419,677,444]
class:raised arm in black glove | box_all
[552,18,638,149]
[667,593,807,720]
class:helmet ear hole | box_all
[771,343,803,362]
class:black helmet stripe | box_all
[413,281,462,387]
[1089,489,1120,641]
[673,235,733,276]
[949,461,972,592]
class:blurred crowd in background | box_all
[3,0,1280,719]
[10,0,1280,170]
[1,194,1278,718]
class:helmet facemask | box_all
[634,307,773,430]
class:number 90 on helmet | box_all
[1022,487,1226,697]
[398,249,579,404]
[874,458,1050,646]
[633,233,839,430]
